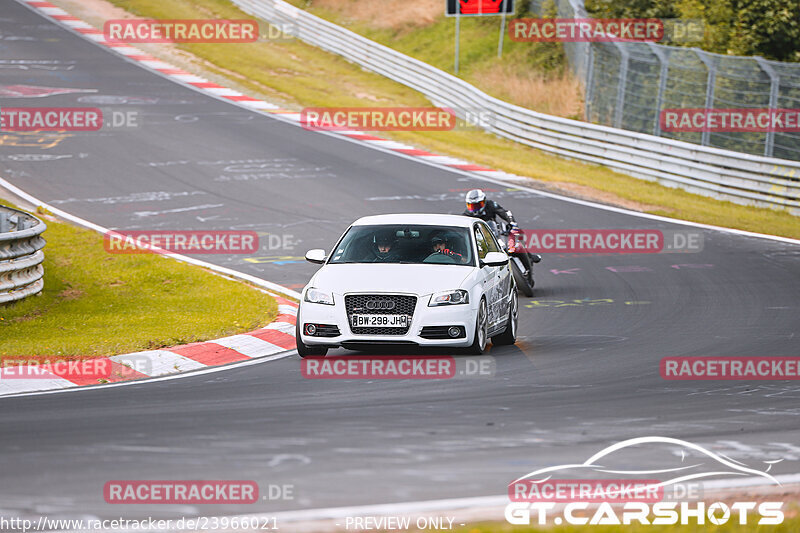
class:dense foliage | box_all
[584,0,800,62]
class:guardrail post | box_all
[695,49,717,147]
[584,44,595,122]
[647,43,669,137]
[755,57,779,158]
[0,213,7,233]
[613,44,629,129]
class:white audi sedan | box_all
[296,214,518,356]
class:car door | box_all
[473,223,501,329]
[478,222,511,330]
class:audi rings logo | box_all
[365,300,395,310]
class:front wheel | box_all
[466,298,488,355]
[492,291,518,346]
[510,256,534,297]
[295,308,328,357]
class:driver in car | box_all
[371,232,400,262]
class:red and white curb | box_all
[0,299,297,397]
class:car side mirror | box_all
[481,251,508,267]
[305,249,327,264]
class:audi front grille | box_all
[344,294,417,336]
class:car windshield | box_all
[328,224,474,266]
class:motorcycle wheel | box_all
[510,256,534,297]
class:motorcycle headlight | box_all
[304,287,334,305]
[428,289,469,307]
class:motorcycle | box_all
[487,220,541,297]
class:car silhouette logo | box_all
[365,300,395,310]
[511,436,783,496]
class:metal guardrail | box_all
[0,205,46,304]
[233,0,800,215]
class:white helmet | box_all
[465,189,486,213]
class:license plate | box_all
[351,314,409,328]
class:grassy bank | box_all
[0,202,277,358]
[289,0,582,118]
[55,0,800,239]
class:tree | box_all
[585,0,800,62]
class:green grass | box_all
[74,0,800,240]
[0,203,277,358]
[288,0,570,96]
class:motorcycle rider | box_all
[463,188,517,226]
[462,188,540,281]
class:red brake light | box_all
[507,232,517,253]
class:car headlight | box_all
[428,289,469,306]
[304,287,334,305]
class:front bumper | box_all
[299,294,477,348]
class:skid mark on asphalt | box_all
[50,190,207,204]
[132,203,224,217]
[524,298,651,309]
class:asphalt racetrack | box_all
[1,0,800,523]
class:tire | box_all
[510,257,534,297]
[492,290,518,346]
[466,298,488,355]
[295,307,328,357]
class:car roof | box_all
[351,214,479,228]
